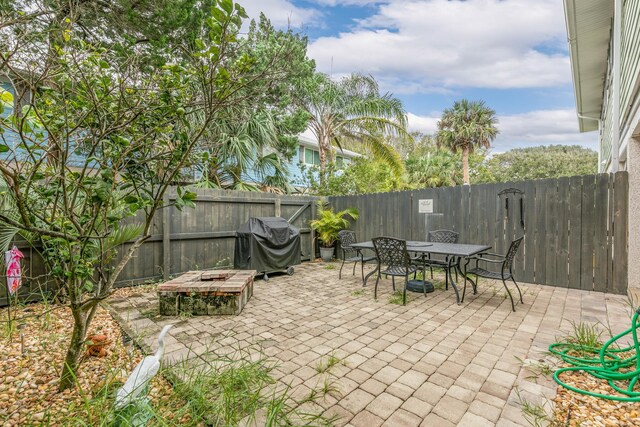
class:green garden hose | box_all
[548,308,640,402]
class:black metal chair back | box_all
[338,230,357,250]
[427,230,459,244]
[504,237,524,272]
[372,237,410,269]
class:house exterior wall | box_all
[628,132,640,301]
[600,0,640,172]
[596,1,640,298]
[620,0,640,128]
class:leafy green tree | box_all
[191,15,315,192]
[1,0,218,61]
[192,110,293,192]
[404,135,488,188]
[296,73,410,184]
[302,158,406,196]
[0,0,300,390]
[436,99,498,185]
[480,145,597,182]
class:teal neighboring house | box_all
[2,75,360,188]
[0,74,29,150]
[288,131,360,188]
[1,75,89,168]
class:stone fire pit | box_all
[157,270,256,316]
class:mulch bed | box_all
[552,370,640,427]
[0,301,187,426]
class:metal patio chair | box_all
[338,230,376,285]
[465,237,524,311]
[411,229,459,289]
[372,237,421,305]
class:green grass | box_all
[388,290,408,305]
[315,352,346,374]
[565,321,603,349]
[514,356,554,382]
[351,289,365,297]
[140,307,160,320]
[323,264,336,270]
[53,340,337,426]
[514,388,563,427]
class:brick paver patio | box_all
[107,262,632,426]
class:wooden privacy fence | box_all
[1,188,318,306]
[329,172,629,294]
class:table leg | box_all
[457,258,476,303]
[363,259,379,287]
[446,256,461,304]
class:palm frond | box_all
[106,223,144,250]
[0,221,21,254]
[0,193,27,253]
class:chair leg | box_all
[374,273,380,300]
[361,261,366,287]
[511,276,524,304]
[403,277,407,305]
[352,261,357,276]
[430,267,433,279]
[392,276,396,291]
[463,275,477,303]
[502,278,516,312]
[445,268,449,290]
[339,258,345,279]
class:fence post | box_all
[310,199,316,260]
[275,198,281,217]
[162,193,171,281]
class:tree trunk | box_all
[59,306,88,391]
[462,146,470,185]
[318,132,329,187]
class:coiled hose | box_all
[548,308,640,402]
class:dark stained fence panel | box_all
[330,173,629,295]
[1,188,319,305]
[568,176,584,290]
[580,175,597,291]
[555,177,570,288]
[612,172,629,294]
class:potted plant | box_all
[310,200,359,262]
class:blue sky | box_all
[240,0,597,153]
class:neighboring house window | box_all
[304,147,321,166]
[302,147,351,168]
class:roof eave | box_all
[563,0,613,133]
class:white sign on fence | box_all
[418,199,433,214]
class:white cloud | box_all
[239,0,323,28]
[310,0,387,5]
[407,112,439,134]
[495,109,597,151]
[407,109,598,152]
[307,0,570,93]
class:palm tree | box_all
[436,99,498,185]
[193,108,292,193]
[297,73,410,183]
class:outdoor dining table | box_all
[350,240,492,305]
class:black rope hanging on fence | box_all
[498,188,525,229]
